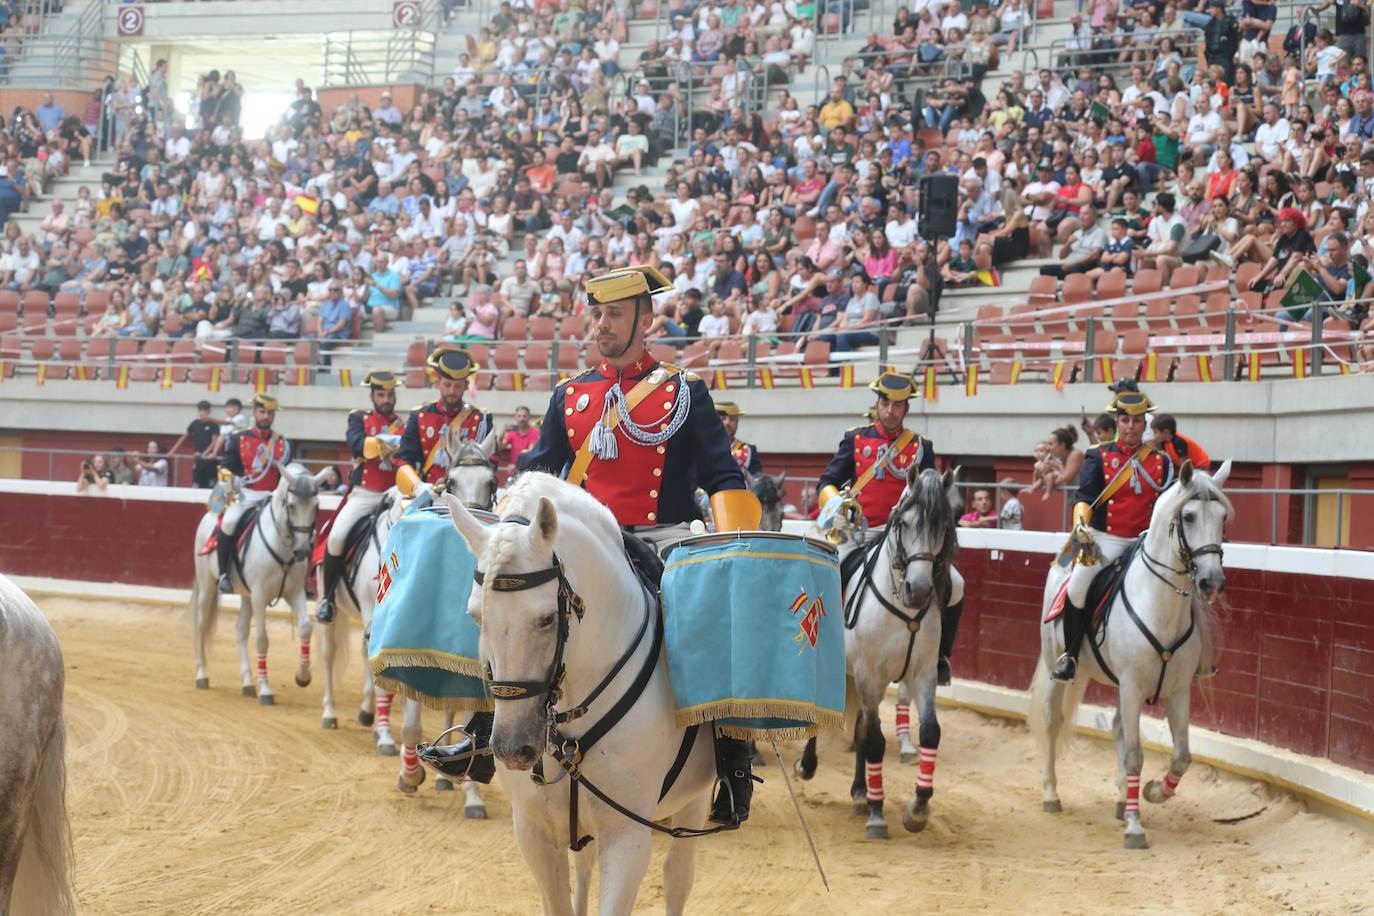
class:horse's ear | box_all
[942,466,959,492]
[1178,459,1194,488]
[311,468,332,492]
[478,428,498,459]
[776,469,787,486]
[532,496,558,547]
[907,463,919,486]
[1211,458,1231,488]
[441,492,492,556]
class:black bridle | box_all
[449,453,499,510]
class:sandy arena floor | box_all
[43,597,1374,915]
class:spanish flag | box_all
[799,367,815,389]
[295,367,310,386]
[758,367,775,389]
[254,368,269,393]
[337,369,353,388]
[1097,357,1114,382]
[1338,358,1353,375]
[207,366,223,392]
[1051,361,1067,391]
[1292,347,1307,380]
[160,365,175,389]
[1142,353,1159,382]
[965,364,978,397]
[923,365,938,402]
[295,194,319,215]
[1195,355,1214,383]
[0,360,6,381]
[35,363,47,385]
[838,364,855,388]
[115,365,130,389]
[713,369,729,390]
[1008,361,1022,385]
[511,371,525,391]
[1247,351,1261,382]
[74,364,91,381]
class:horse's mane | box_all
[486,472,622,572]
[749,472,782,505]
[900,468,959,566]
[1154,466,1235,522]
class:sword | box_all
[770,741,830,893]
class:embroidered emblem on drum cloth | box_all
[788,589,827,653]
[377,562,394,605]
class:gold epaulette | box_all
[349,408,365,416]
[558,368,595,387]
[660,361,699,383]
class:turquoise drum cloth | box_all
[661,532,845,740]
[367,506,496,711]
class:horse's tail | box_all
[1027,655,1087,759]
[10,719,74,916]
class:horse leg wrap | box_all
[894,702,910,739]
[402,745,421,778]
[915,747,937,792]
[256,653,267,680]
[1161,771,1181,798]
[299,637,310,664]
[865,761,884,802]
[375,694,392,730]
[1125,774,1141,815]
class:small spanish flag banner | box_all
[426,368,438,383]
[254,368,269,393]
[1196,355,1214,383]
[799,367,815,389]
[1338,358,1353,375]
[1097,357,1114,382]
[838,364,855,388]
[1247,351,1261,382]
[1292,346,1307,380]
[337,369,353,388]
[511,371,525,391]
[712,369,729,390]
[965,364,979,397]
[207,366,222,392]
[923,365,938,402]
[115,365,130,389]
[758,367,775,389]
[1008,361,1022,385]
[295,367,310,386]
[74,364,90,381]
[0,360,6,381]
[295,194,319,215]
[1051,361,1067,391]
[35,363,47,385]
[160,365,175,389]
[1142,352,1159,382]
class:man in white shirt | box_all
[1022,161,1061,222]
[1138,192,1186,284]
[1253,103,1292,163]
[1205,129,1250,171]
[498,259,540,317]
[886,206,919,249]
[164,124,192,162]
[255,198,290,242]
[1184,97,1224,157]
[940,0,969,32]
[545,210,586,251]
[1,236,40,291]
[373,92,403,126]
[577,129,617,188]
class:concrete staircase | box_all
[9,158,112,239]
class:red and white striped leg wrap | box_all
[1161,771,1181,798]
[463,776,475,787]
[894,702,911,739]
[299,637,310,663]
[375,694,392,730]
[401,745,421,778]
[256,653,267,680]
[1125,774,1141,815]
[916,747,938,790]
[865,761,884,802]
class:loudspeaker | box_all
[918,174,959,240]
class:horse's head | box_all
[442,488,563,772]
[889,465,959,609]
[273,463,322,561]
[1162,459,1233,602]
[446,431,499,510]
[747,469,787,531]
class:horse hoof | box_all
[1143,780,1170,804]
[1115,802,1126,822]
[1124,832,1150,850]
[902,799,930,833]
[397,775,420,794]
[322,717,338,730]
[852,795,868,815]
[358,709,375,727]
[794,760,815,781]
[900,752,916,765]
[194,677,209,690]
[465,805,488,820]
[377,742,398,757]
[1042,800,1063,814]
[241,686,255,697]
[865,823,890,840]
[295,672,311,687]
[435,777,454,791]
[259,694,276,706]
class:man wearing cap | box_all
[714,401,763,474]
[316,372,406,624]
[1051,389,1176,681]
[815,373,966,684]
[437,264,764,828]
[394,347,493,499]
[216,394,293,594]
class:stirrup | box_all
[415,722,495,784]
[315,597,335,624]
[217,573,233,595]
[1050,653,1077,682]
[937,657,952,687]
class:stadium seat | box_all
[559,314,587,341]
[1132,269,1162,296]
[1028,275,1057,304]
[524,342,551,376]
[501,315,528,340]
[1204,264,1229,285]
[554,340,581,378]
[801,339,831,381]
[0,290,18,315]
[22,290,48,323]
[405,368,427,388]
[1062,273,1092,305]
[1007,302,1039,334]
[650,344,676,364]
[680,342,710,371]
[406,339,429,366]
[1203,292,1232,330]
[716,339,746,381]
[1094,270,1127,302]
[529,316,557,340]
[493,343,521,391]
[1170,265,1201,289]
[1174,354,1214,382]
[0,334,21,360]
[1235,262,1261,292]
[1107,298,1141,332]
[1173,294,1203,328]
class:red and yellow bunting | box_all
[207,366,223,391]
[115,365,130,389]
[511,371,525,391]
[712,369,729,390]
[337,369,353,388]
[923,366,938,402]
[160,365,174,389]
[1142,353,1159,382]
[254,368,269,393]
[838,364,855,388]
[0,360,6,381]
[1292,347,1307,380]
[965,365,979,397]
[1097,357,1114,382]
[1196,355,1214,383]
[798,367,815,389]
[35,363,47,385]
[74,364,91,381]
[757,367,775,389]
[1008,361,1022,385]
[1247,351,1261,382]
[1051,361,1066,391]
[294,367,310,386]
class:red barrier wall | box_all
[955,547,1374,775]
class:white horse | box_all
[797,467,960,840]
[189,463,325,704]
[396,436,498,818]
[0,573,73,916]
[1030,460,1231,849]
[442,473,716,916]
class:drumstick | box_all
[770,741,830,893]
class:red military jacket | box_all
[347,408,406,491]
[818,423,936,527]
[1075,440,1174,538]
[220,427,289,492]
[395,400,493,485]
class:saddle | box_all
[839,539,872,593]
[340,496,394,604]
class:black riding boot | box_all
[216,531,236,594]
[315,553,346,623]
[415,711,496,784]
[937,598,964,686]
[708,734,758,828]
[1051,599,1086,682]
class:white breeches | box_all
[629,523,694,558]
[221,489,269,535]
[1067,532,1134,607]
[327,486,386,555]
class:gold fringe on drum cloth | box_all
[367,650,495,713]
[674,700,844,742]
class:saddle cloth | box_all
[197,503,263,574]
[1044,549,1132,628]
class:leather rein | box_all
[476,516,730,850]
[250,480,317,606]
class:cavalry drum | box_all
[661,531,844,740]
[367,504,496,711]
